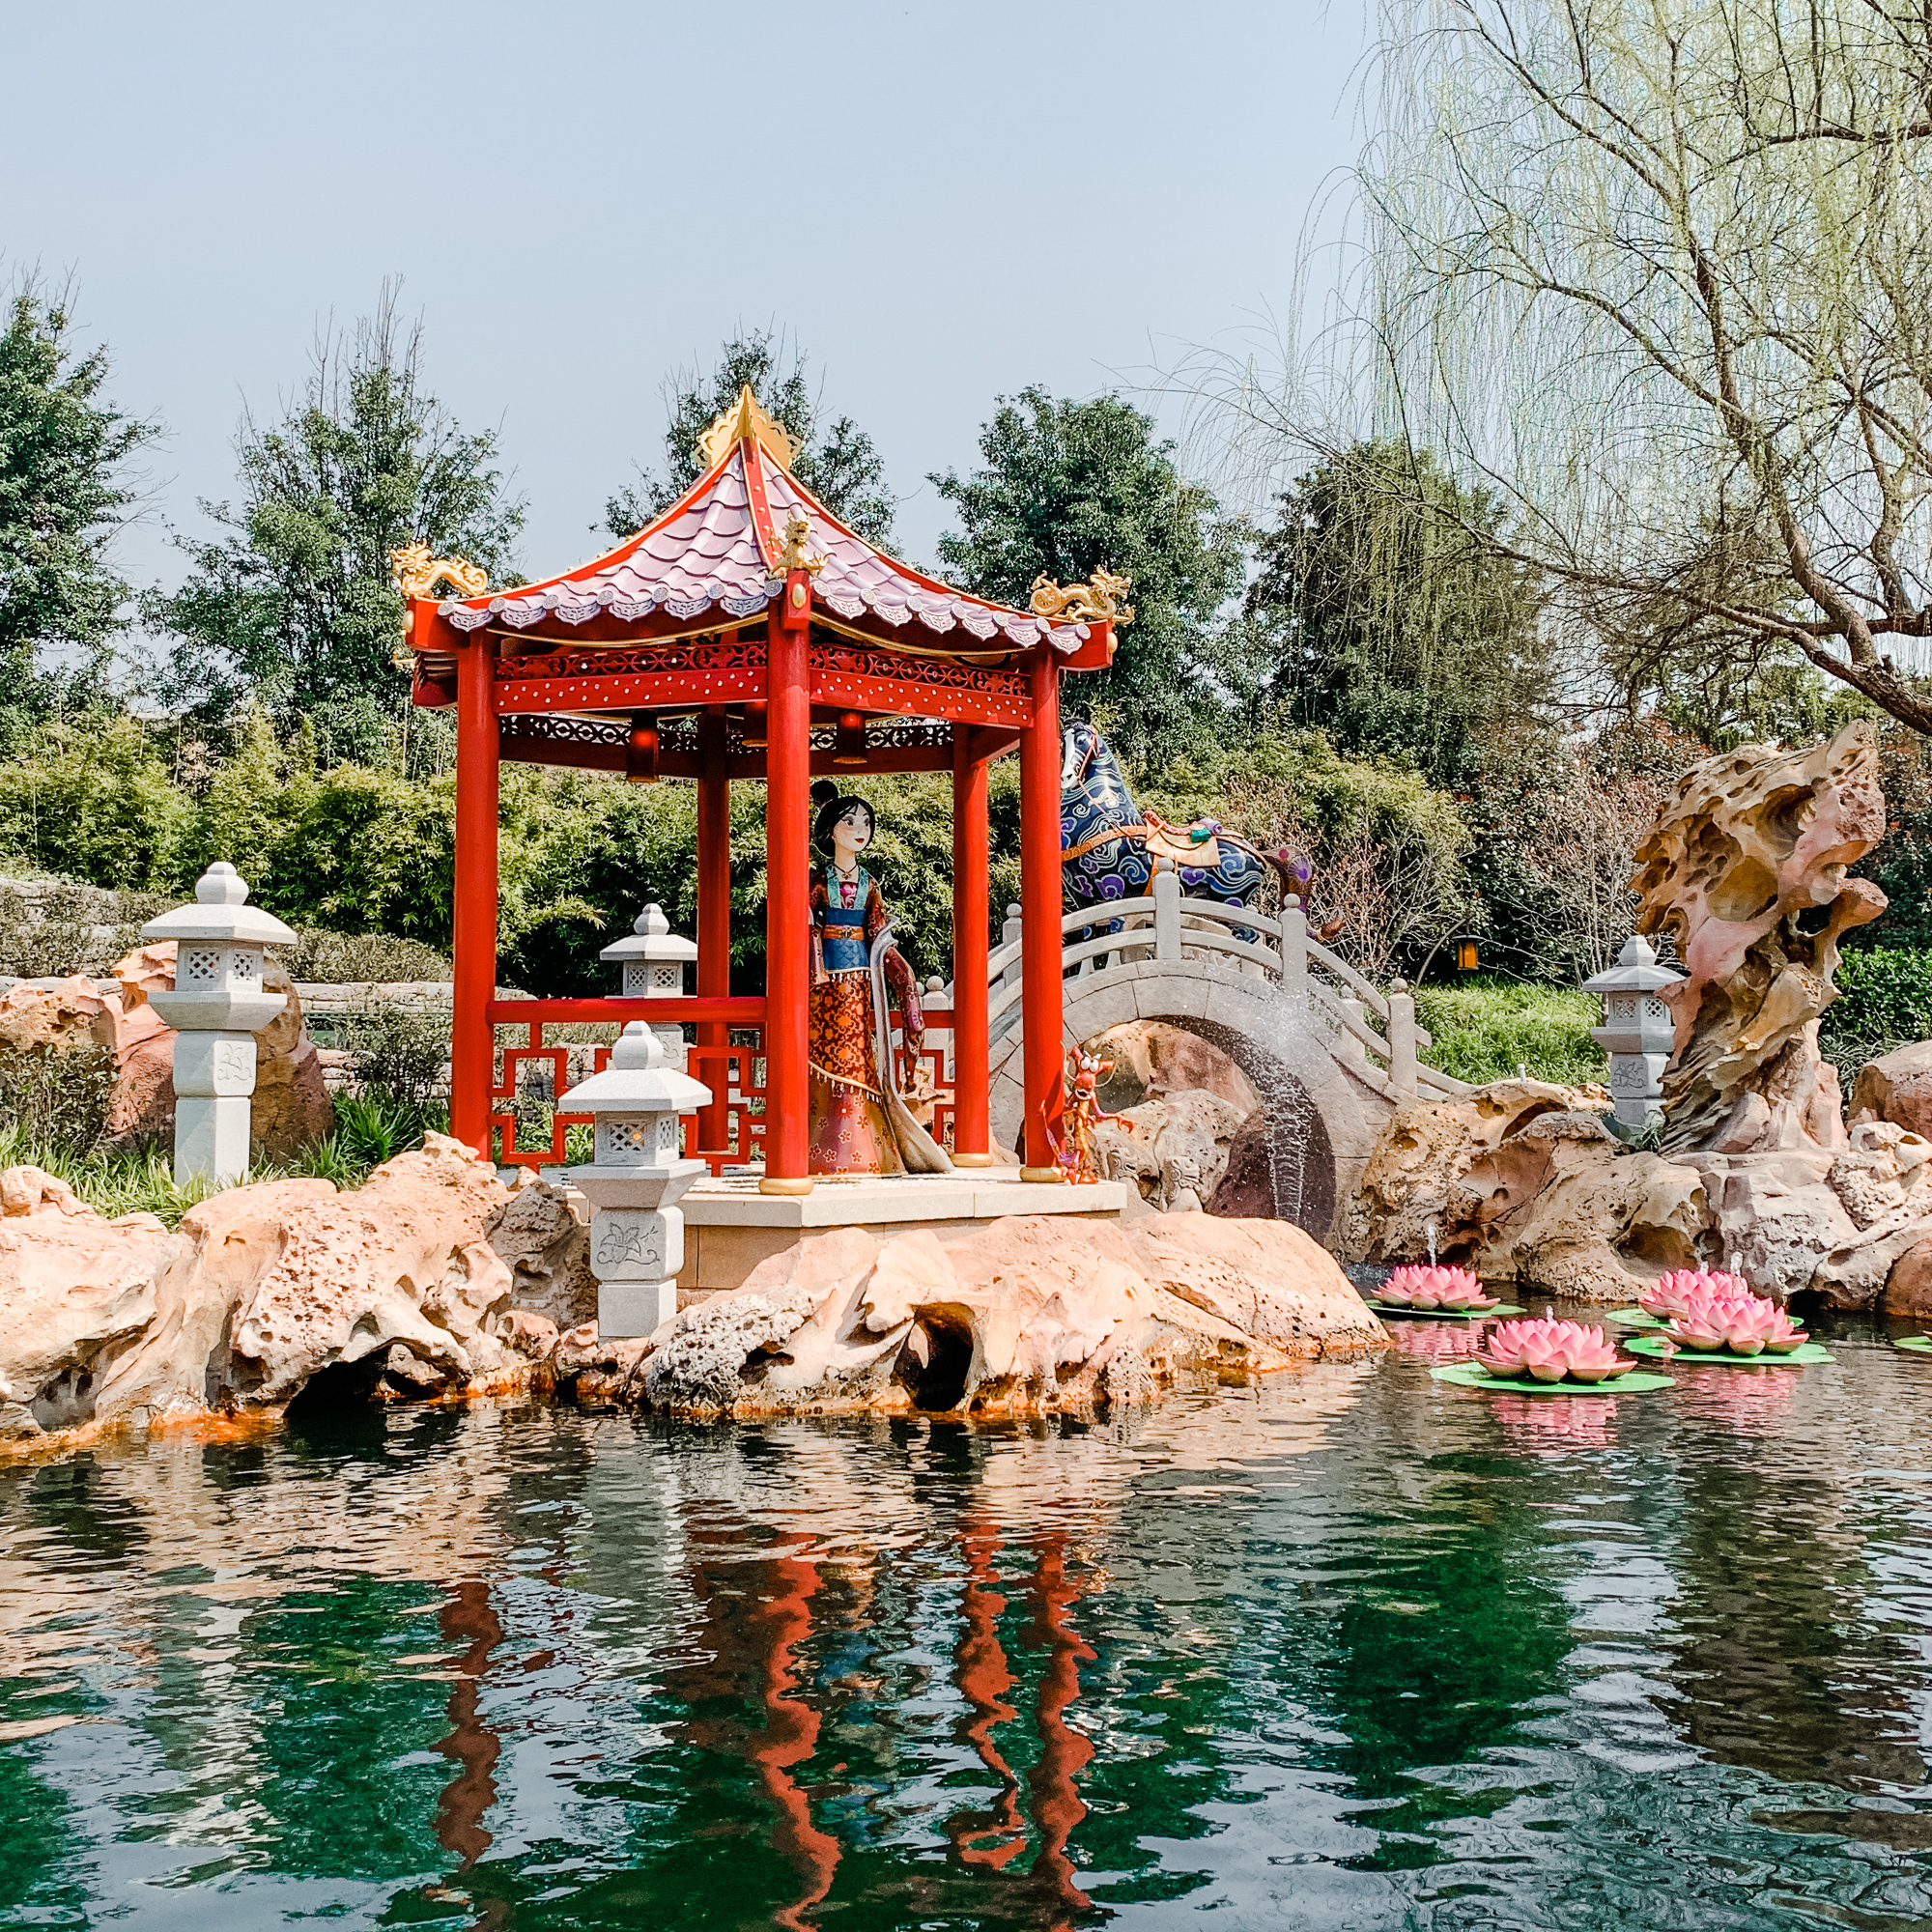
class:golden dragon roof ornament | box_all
[389,541,489,662]
[772,512,827,577]
[390,540,488,604]
[697,385,798,470]
[1030,566,1135,625]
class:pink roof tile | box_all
[440,440,1087,654]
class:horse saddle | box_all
[1142,816,1222,870]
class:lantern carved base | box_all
[173,1032,257,1186]
[591,1204,685,1338]
[560,1021,714,1341]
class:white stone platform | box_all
[674,1169,1130,1294]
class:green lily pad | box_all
[1431,1362,1675,1394]
[1893,1334,1932,1353]
[1367,1300,1524,1322]
[1604,1307,1663,1328]
[1624,1335,1833,1366]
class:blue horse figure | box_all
[1059,721,1311,928]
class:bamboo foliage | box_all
[1351,0,1932,727]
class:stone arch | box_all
[987,960,1392,1246]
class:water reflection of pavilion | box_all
[9,1355,1932,1923]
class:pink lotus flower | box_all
[1478,1318,1634,1383]
[1639,1267,1751,1321]
[1662,1282,1808,1355]
[1383,1264,1498,1312]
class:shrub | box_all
[1412,977,1606,1088]
[0,714,193,891]
[287,928,450,983]
[329,1091,440,1168]
[1820,947,1932,1081]
[338,1003,450,1110]
[0,1042,117,1152]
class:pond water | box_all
[6,1315,1932,1930]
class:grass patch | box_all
[0,1094,451,1227]
[1412,977,1606,1088]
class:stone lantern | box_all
[562,1022,713,1337]
[601,902,696,1069]
[141,862,298,1185]
[1581,935,1685,1127]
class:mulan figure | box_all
[807,781,951,1176]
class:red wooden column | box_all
[450,632,499,1158]
[760,578,814,1193]
[951,723,992,1165]
[1018,651,1065,1179]
[695,709,731,1154]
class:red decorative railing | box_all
[483,995,957,1173]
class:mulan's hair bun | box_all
[810,779,838,811]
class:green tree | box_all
[1357,0,1932,735]
[0,713,192,890]
[1244,440,1545,783]
[930,388,1248,765]
[606,329,895,547]
[0,280,156,731]
[155,287,524,752]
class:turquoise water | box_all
[4,1315,1932,1929]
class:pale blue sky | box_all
[4,0,1363,590]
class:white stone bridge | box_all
[972,868,1471,1238]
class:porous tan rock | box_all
[486,1172,594,1327]
[0,1136,581,1448]
[550,1321,653,1400]
[0,974,119,1055]
[632,1210,1384,1419]
[1343,1080,1710,1301]
[1083,1020,1261,1114]
[1883,1237,1932,1318]
[1094,1089,1249,1211]
[230,1134,515,1401]
[89,1179,339,1427]
[1850,1041,1932,1143]
[0,1178,176,1439]
[1632,721,1885,1154]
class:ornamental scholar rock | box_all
[624,1211,1386,1420]
[1632,721,1886,1156]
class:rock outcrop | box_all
[1344,1074,1932,1310]
[0,1135,569,1450]
[1085,1020,1261,1115]
[1341,1079,1712,1301]
[1094,1088,1249,1212]
[1850,1041,1932,1144]
[0,946,333,1155]
[1632,721,1886,1155]
[602,1211,1385,1419]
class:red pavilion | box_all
[398,388,1122,1192]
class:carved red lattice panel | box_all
[489,1022,768,1175]
[486,1017,954,1172]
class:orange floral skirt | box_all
[808,973,903,1176]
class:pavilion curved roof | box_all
[436,393,1094,656]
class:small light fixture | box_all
[1456,936,1480,972]
[834,710,867,766]
[625,717,659,782]
[740,701,768,749]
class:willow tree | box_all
[1353,0,1932,731]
